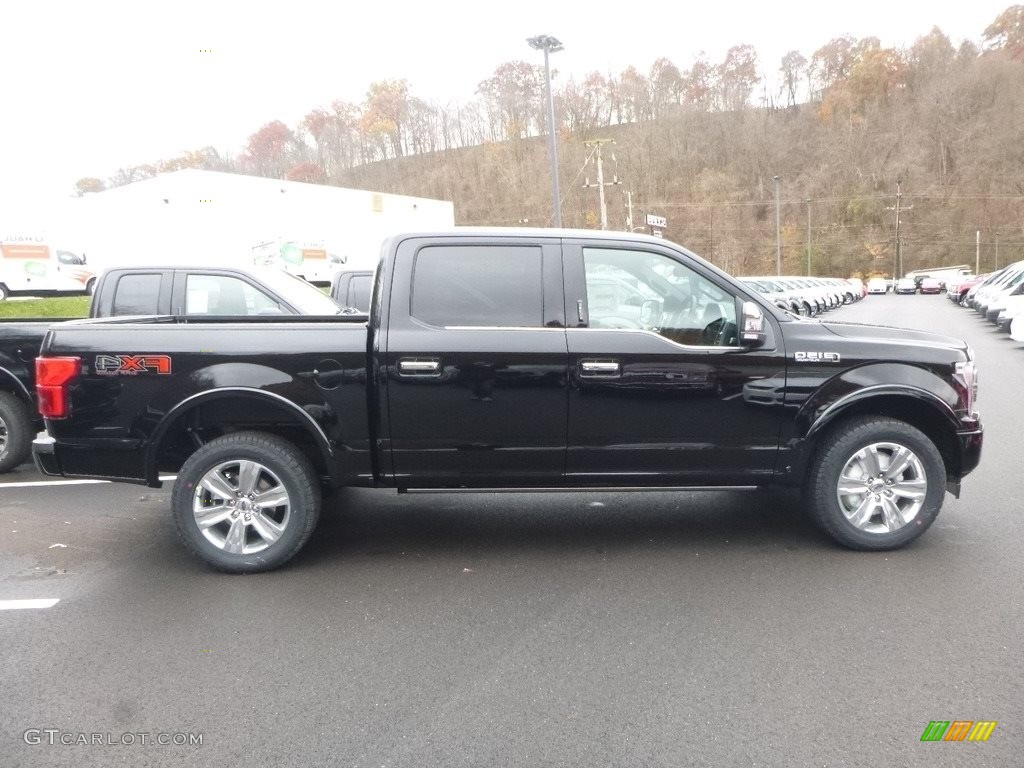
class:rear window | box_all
[348,274,373,312]
[411,245,543,327]
[111,273,161,315]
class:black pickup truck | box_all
[32,230,983,572]
[0,265,341,472]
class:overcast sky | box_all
[0,0,1012,212]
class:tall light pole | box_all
[773,175,781,275]
[805,198,812,276]
[894,178,903,278]
[528,35,563,228]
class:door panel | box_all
[564,243,787,485]
[384,238,568,486]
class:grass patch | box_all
[0,296,91,318]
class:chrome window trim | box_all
[567,326,744,352]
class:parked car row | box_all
[957,260,1024,341]
[737,276,864,316]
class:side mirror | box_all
[639,298,663,326]
[741,301,767,347]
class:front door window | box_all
[583,247,738,347]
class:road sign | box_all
[645,213,667,229]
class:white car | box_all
[1011,313,1024,342]
[895,278,917,294]
[866,277,888,294]
[997,293,1024,333]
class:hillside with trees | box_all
[76,6,1024,278]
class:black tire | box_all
[0,284,9,301]
[85,277,97,296]
[805,416,946,551]
[172,431,321,573]
[0,391,34,473]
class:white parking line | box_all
[0,598,60,610]
[1,475,177,489]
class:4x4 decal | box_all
[95,354,172,375]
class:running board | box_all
[398,486,759,494]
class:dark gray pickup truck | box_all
[32,229,983,572]
[0,265,340,471]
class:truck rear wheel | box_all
[805,417,946,550]
[0,391,33,472]
[172,431,321,573]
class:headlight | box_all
[954,360,978,413]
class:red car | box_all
[920,277,943,294]
[947,274,986,304]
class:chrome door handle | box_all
[398,359,441,375]
[580,360,621,377]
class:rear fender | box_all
[0,366,33,402]
[145,387,337,486]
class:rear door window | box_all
[410,245,543,327]
[111,273,162,315]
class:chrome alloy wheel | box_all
[0,416,8,454]
[192,460,292,554]
[835,442,928,534]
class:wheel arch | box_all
[145,388,338,487]
[802,387,963,482]
[0,367,33,403]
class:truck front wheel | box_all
[805,417,946,550]
[172,431,321,573]
[0,391,33,473]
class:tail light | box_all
[36,357,81,419]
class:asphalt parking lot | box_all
[2,294,1022,767]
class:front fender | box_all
[798,363,961,438]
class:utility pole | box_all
[708,206,714,261]
[582,139,620,230]
[805,198,812,276]
[625,190,634,231]
[975,229,981,275]
[886,179,912,277]
[773,175,782,275]
[994,231,1000,270]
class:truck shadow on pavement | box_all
[295,487,830,567]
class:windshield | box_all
[250,268,344,314]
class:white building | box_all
[62,170,455,279]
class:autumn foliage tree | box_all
[245,121,295,178]
[477,62,543,140]
[984,4,1024,58]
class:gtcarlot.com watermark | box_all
[23,729,203,747]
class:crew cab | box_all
[0,265,340,472]
[31,230,983,572]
